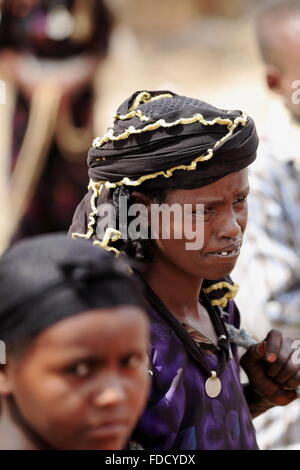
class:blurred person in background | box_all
[0,234,150,450]
[233,0,300,449]
[0,0,112,252]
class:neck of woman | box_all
[0,397,48,450]
[143,257,203,323]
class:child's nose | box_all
[93,378,126,407]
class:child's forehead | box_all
[24,307,148,357]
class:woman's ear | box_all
[0,365,13,396]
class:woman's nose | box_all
[217,211,241,239]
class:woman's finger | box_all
[264,329,282,364]
[266,336,293,378]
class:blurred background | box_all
[99,0,270,132]
[0,0,299,451]
[0,0,272,250]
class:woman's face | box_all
[2,307,150,450]
[151,168,249,280]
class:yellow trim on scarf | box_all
[71,182,122,255]
[93,228,122,256]
[128,91,173,112]
[72,180,103,240]
[91,113,247,189]
[93,111,247,149]
[114,109,150,122]
[203,281,239,308]
[114,94,174,122]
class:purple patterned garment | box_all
[133,299,259,450]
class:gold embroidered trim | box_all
[93,227,121,256]
[129,91,151,112]
[93,111,247,149]
[128,91,173,113]
[114,109,150,122]
[72,181,122,255]
[203,281,239,308]
[72,180,103,240]
[114,94,174,122]
[91,112,246,189]
[203,281,238,295]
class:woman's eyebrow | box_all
[193,186,250,205]
[235,186,250,196]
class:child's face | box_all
[152,168,249,280]
[2,307,150,450]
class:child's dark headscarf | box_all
[0,234,145,353]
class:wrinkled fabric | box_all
[88,90,258,189]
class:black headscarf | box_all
[88,90,258,189]
[0,234,145,352]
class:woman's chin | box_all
[202,263,237,281]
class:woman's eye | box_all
[234,195,247,205]
[193,208,212,216]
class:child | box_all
[0,234,150,450]
[70,90,300,450]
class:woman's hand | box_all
[241,329,300,409]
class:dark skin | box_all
[135,168,300,418]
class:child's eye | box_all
[66,362,91,378]
[120,353,146,369]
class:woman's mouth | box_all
[206,246,241,259]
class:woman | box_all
[0,234,150,450]
[70,90,300,450]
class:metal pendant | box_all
[205,371,222,398]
